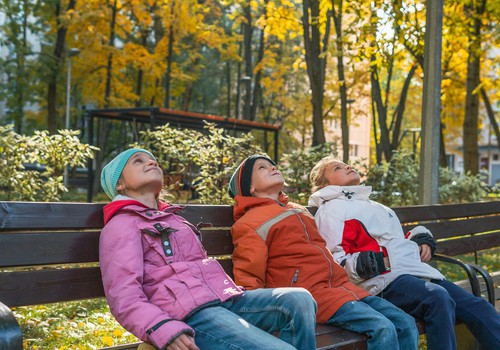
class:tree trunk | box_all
[93,0,117,196]
[440,122,447,167]
[371,54,391,162]
[242,4,253,120]
[302,0,326,145]
[463,0,485,175]
[250,27,265,121]
[390,63,418,150]
[481,87,500,152]
[104,0,118,108]
[135,31,148,107]
[164,22,174,108]
[331,0,349,161]
[47,0,76,134]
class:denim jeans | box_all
[379,274,500,350]
[325,296,418,350]
[185,287,317,350]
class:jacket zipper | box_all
[294,210,334,288]
[291,269,300,286]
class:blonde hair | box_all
[309,156,343,192]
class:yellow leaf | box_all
[102,336,114,347]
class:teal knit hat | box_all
[100,148,156,199]
[228,155,276,198]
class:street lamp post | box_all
[64,48,80,188]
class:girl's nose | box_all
[345,164,352,170]
[148,158,158,166]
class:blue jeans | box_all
[185,287,317,349]
[325,296,418,350]
[379,274,500,350]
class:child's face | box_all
[324,161,361,186]
[116,152,164,196]
[250,158,284,197]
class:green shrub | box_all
[133,122,262,204]
[0,125,97,201]
[365,150,490,206]
[280,142,341,204]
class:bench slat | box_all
[402,216,500,240]
[0,267,104,308]
[178,205,233,227]
[0,231,100,266]
[0,202,104,230]
[200,229,234,255]
[394,201,500,222]
[436,231,500,256]
[315,326,367,350]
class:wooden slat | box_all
[1,201,499,231]
[436,232,500,256]
[0,229,234,267]
[402,216,500,240]
[178,205,233,227]
[394,201,500,223]
[0,202,104,230]
[201,229,234,255]
[0,231,100,267]
[315,325,366,350]
[100,343,141,350]
[0,267,104,308]
[0,202,236,231]
[215,259,234,278]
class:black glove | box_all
[410,233,437,256]
[356,251,386,279]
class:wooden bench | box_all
[1,200,499,350]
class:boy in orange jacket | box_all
[229,155,419,350]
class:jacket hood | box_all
[103,195,170,224]
[308,185,372,207]
[233,192,289,221]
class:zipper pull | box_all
[291,269,300,285]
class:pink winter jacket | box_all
[100,198,244,349]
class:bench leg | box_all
[0,301,23,350]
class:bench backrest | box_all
[0,201,499,308]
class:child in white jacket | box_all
[308,156,500,350]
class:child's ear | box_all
[249,186,255,195]
[116,177,125,192]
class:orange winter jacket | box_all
[231,193,370,323]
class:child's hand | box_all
[383,256,391,270]
[419,244,432,262]
[166,334,199,350]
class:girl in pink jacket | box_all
[99,148,317,350]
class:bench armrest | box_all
[432,254,480,295]
[466,263,496,306]
[432,254,494,304]
[0,301,23,350]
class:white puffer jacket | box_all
[308,185,444,295]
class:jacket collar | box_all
[103,196,174,224]
[233,192,289,221]
[308,185,372,207]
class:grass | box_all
[13,248,499,349]
[14,299,137,349]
